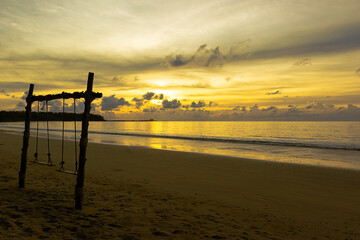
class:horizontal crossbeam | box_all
[27,91,102,103]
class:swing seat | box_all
[34,161,54,166]
[56,169,77,175]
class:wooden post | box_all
[75,72,94,209]
[19,84,34,188]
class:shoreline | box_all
[2,127,360,171]
[1,131,360,239]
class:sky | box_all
[1,0,360,120]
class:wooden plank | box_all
[28,91,102,103]
[32,161,54,166]
[57,169,77,175]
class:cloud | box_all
[154,94,164,100]
[21,91,29,100]
[132,97,144,109]
[0,89,10,97]
[190,100,206,108]
[225,76,232,82]
[305,102,334,110]
[131,92,165,108]
[47,100,62,112]
[249,22,360,60]
[16,102,25,108]
[109,75,150,90]
[232,106,247,112]
[163,40,251,69]
[162,99,181,109]
[0,81,58,93]
[294,58,312,66]
[355,68,360,74]
[101,95,130,111]
[142,92,156,100]
[143,107,157,113]
[209,101,217,107]
[265,90,281,95]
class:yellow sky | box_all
[1,0,360,120]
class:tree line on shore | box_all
[0,111,105,122]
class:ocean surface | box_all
[1,121,359,170]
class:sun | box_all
[150,99,162,105]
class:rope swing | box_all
[19,72,103,209]
[59,98,66,171]
[32,98,78,174]
[32,101,53,166]
[74,98,78,173]
[33,101,40,162]
[57,98,78,175]
[46,100,53,166]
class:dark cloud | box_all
[209,101,217,107]
[154,94,164,100]
[355,68,360,74]
[262,106,278,112]
[16,102,25,108]
[0,52,161,77]
[233,106,248,112]
[0,81,61,93]
[163,40,251,69]
[294,58,312,66]
[132,97,144,109]
[143,107,157,113]
[250,104,259,111]
[249,22,360,60]
[225,77,232,82]
[266,90,281,95]
[101,95,130,111]
[221,102,360,121]
[162,99,181,109]
[100,102,360,121]
[143,92,156,100]
[190,100,206,108]
[131,92,166,109]
[305,102,334,110]
[0,89,10,97]
[109,76,149,89]
[21,91,29,100]
[47,100,62,112]
[168,55,191,67]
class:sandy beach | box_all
[1,131,360,239]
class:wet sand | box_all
[1,131,360,239]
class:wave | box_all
[87,130,360,151]
[1,125,359,151]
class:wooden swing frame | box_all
[18,72,102,209]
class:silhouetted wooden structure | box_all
[18,72,102,209]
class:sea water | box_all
[1,121,359,170]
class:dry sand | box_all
[1,131,360,240]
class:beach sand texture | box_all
[1,131,360,239]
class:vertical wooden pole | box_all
[19,84,34,188]
[75,72,94,209]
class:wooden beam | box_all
[75,72,94,209]
[28,91,102,103]
[19,84,34,188]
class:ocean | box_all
[1,121,359,170]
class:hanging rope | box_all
[33,101,40,162]
[74,98,78,173]
[59,98,65,171]
[46,100,53,166]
